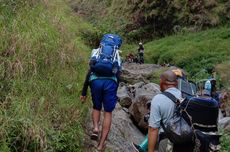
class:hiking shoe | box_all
[132,142,143,152]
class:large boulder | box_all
[117,82,153,109]
[121,63,161,84]
[83,104,145,152]
[219,89,230,117]
[117,83,132,108]
[129,82,160,131]
[219,117,230,133]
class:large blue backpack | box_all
[90,34,122,77]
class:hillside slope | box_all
[122,26,230,87]
[0,0,93,151]
[145,27,230,71]
[70,0,230,42]
[0,0,229,151]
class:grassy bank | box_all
[123,26,230,87]
[0,0,93,151]
[146,27,230,77]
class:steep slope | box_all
[145,27,230,76]
[0,0,93,151]
[122,26,230,87]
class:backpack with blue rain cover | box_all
[90,34,122,77]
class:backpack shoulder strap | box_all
[91,48,100,58]
[160,91,180,132]
[161,91,179,104]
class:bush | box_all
[80,28,101,48]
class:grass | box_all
[0,0,230,151]
[145,27,230,72]
[220,130,230,152]
[216,60,230,88]
[122,26,230,87]
[0,0,93,151]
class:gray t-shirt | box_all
[148,87,182,130]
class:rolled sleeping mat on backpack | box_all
[181,97,219,132]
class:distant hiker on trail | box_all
[137,42,144,64]
[204,79,212,97]
[126,52,135,63]
[204,78,220,104]
[80,34,122,151]
[133,53,139,63]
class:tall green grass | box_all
[220,130,230,152]
[131,27,230,82]
[0,0,93,151]
[121,26,230,87]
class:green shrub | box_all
[220,130,230,152]
[71,0,230,42]
[80,28,101,48]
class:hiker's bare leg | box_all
[97,112,112,150]
[92,109,100,132]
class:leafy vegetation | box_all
[139,27,230,86]
[0,0,93,151]
[220,130,230,152]
[120,26,230,87]
[0,0,230,151]
[216,60,230,88]
[70,0,230,42]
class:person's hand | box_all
[80,95,87,102]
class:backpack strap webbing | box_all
[161,91,180,105]
[160,91,180,131]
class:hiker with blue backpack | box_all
[80,34,122,151]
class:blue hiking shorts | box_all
[90,79,118,112]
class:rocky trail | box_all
[83,63,230,152]
[83,63,162,152]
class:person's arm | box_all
[148,95,162,151]
[116,70,121,84]
[148,127,159,152]
[80,69,91,101]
